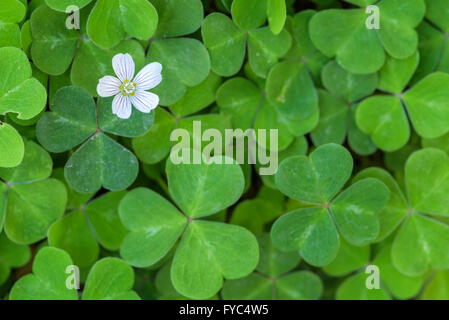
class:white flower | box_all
[97,53,162,119]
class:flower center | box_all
[119,79,137,97]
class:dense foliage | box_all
[1,0,449,300]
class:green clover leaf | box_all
[422,271,449,300]
[152,0,203,38]
[0,233,30,285]
[45,0,93,12]
[202,12,291,78]
[356,148,449,276]
[311,59,378,155]
[0,140,67,244]
[357,53,449,151]
[48,191,127,268]
[267,0,287,35]
[10,247,139,300]
[87,0,158,49]
[30,4,146,96]
[36,86,148,193]
[0,0,26,48]
[334,243,422,300]
[147,38,210,106]
[310,0,425,74]
[119,152,258,299]
[221,233,322,300]
[0,47,47,167]
[411,1,449,84]
[265,10,326,121]
[272,143,390,266]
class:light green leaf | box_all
[45,0,93,11]
[275,143,353,204]
[267,0,287,35]
[271,207,340,266]
[10,247,78,300]
[392,213,449,276]
[231,0,267,30]
[248,27,291,78]
[84,191,127,250]
[422,270,449,300]
[266,61,318,120]
[0,47,47,119]
[170,72,222,117]
[87,0,158,49]
[330,178,389,246]
[166,150,244,218]
[0,122,24,168]
[152,0,203,38]
[403,72,449,139]
[336,272,391,300]
[202,13,246,77]
[276,271,323,300]
[378,52,420,94]
[48,210,99,268]
[171,220,259,299]
[216,77,261,131]
[82,258,140,300]
[405,148,449,215]
[356,96,410,152]
[119,188,187,268]
[323,238,370,277]
[132,108,176,164]
[256,233,300,277]
[353,168,408,242]
[321,60,377,103]
[0,233,30,285]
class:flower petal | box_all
[112,94,132,119]
[130,90,159,113]
[97,76,121,97]
[133,62,162,90]
[112,53,135,82]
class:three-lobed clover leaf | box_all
[0,47,47,167]
[356,53,449,152]
[118,150,258,299]
[202,12,291,78]
[10,247,139,300]
[309,0,425,74]
[354,148,449,276]
[36,86,152,193]
[271,143,390,266]
[310,60,377,155]
[0,140,67,244]
[222,233,323,300]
